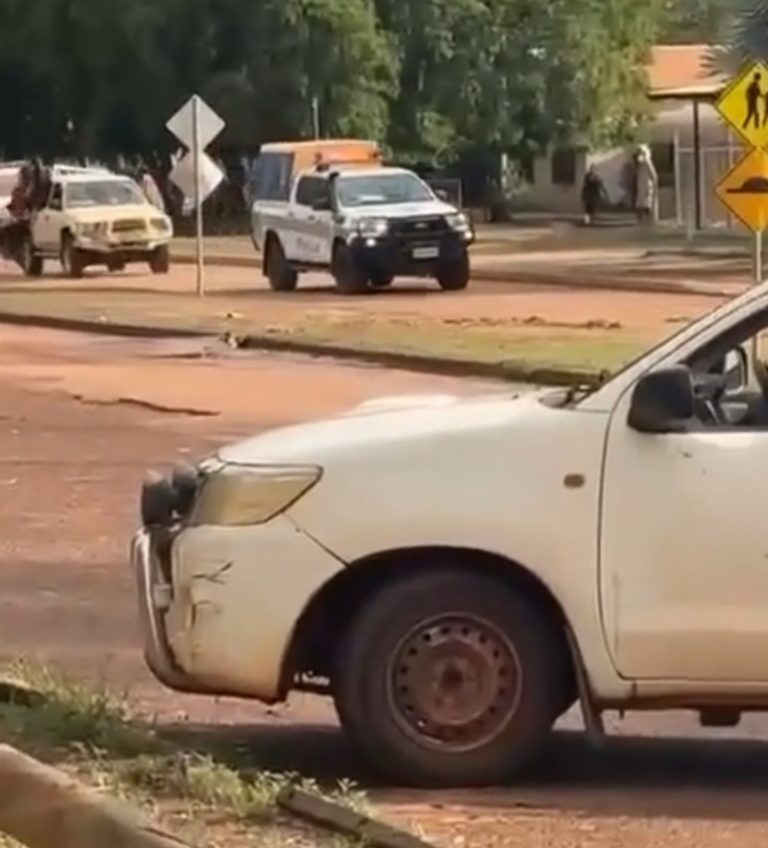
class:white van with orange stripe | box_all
[249,140,474,294]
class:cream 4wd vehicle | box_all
[251,162,474,293]
[20,172,172,278]
[133,281,768,787]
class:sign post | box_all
[715,62,768,293]
[166,95,226,296]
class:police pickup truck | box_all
[250,155,474,294]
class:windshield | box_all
[336,173,434,207]
[65,179,145,208]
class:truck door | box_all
[292,176,333,265]
[600,311,768,683]
[33,182,63,250]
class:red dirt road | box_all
[3,323,768,846]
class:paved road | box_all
[3,324,768,846]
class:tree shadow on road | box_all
[161,722,768,821]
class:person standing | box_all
[581,165,607,226]
[634,145,659,226]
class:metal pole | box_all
[752,230,763,364]
[192,95,204,297]
[312,97,320,140]
[726,131,736,229]
[672,130,682,226]
[693,98,703,231]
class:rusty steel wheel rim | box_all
[386,614,522,752]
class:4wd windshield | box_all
[336,173,434,207]
[65,179,145,208]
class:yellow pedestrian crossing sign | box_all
[716,61,768,150]
[715,147,768,232]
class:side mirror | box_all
[627,366,694,433]
[723,347,748,392]
[435,189,449,202]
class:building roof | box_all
[647,44,727,100]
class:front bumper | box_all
[349,229,472,277]
[131,518,344,702]
[76,237,169,257]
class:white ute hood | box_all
[218,391,541,467]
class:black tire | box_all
[265,236,298,292]
[149,245,170,275]
[370,270,394,289]
[436,252,470,291]
[60,234,85,279]
[20,235,43,278]
[334,570,564,787]
[332,242,369,294]
[107,258,126,273]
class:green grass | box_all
[0,664,367,843]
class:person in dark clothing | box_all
[581,165,607,225]
[745,72,762,130]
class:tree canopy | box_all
[0,0,674,164]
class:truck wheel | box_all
[60,234,85,279]
[265,236,298,292]
[107,258,126,273]
[333,243,369,294]
[20,235,43,278]
[334,571,564,787]
[436,252,470,291]
[149,246,170,275]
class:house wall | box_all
[518,99,742,225]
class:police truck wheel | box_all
[149,246,170,275]
[21,235,43,278]
[60,234,85,279]
[333,571,564,787]
[333,243,369,294]
[436,253,470,291]
[265,237,298,292]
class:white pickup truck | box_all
[132,281,768,788]
[1,167,172,278]
[250,161,474,293]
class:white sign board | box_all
[166,95,225,151]
[169,151,224,208]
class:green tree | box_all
[376,0,663,163]
[714,0,768,70]
[660,0,731,44]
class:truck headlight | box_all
[152,218,171,232]
[356,218,388,237]
[446,212,470,233]
[188,465,321,527]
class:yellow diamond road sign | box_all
[716,147,768,232]
[716,61,768,149]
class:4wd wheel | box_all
[332,242,369,294]
[334,571,564,787]
[149,246,170,275]
[265,236,298,292]
[436,252,470,291]
[107,258,126,273]
[370,270,394,289]
[20,235,43,278]
[60,234,85,279]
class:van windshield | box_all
[336,173,433,207]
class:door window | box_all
[48,184,63,211]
